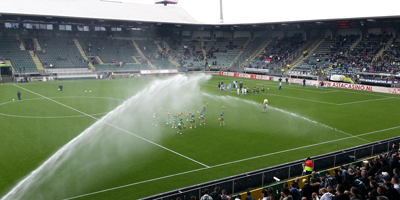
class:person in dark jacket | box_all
[301,179,313,200]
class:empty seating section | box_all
[37,37,89,69]
[252,34,305,68]
[77,37,137,64]
[135,40,174,69]
[294,35,360,75]
[205,37,248,69]
[165,39,204,69]
[0,36,38,73]
[332,34,389,75]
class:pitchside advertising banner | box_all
[140,69,178,74]
[218,71,271,80]
[218,71,400,95]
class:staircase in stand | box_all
[73,39,95,71]
[201,38,207,65]
[228,37,252,68]
[289,38,325,70]
[95,56,104,65]
[154,41,180,68]
[28,50,44,72]
[238,38,273,69]
[131,39,156,69]
[33,38,42,51]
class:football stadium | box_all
[1,1,400,200]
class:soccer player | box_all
[227,84,231,91]
[242,85,247,95]
[239,81,243,95]
[199,110,205,125]
[177,119,184,134]
[320,80,324,89]
[219,111,225,126]
[172,113,179,128]
[165,110,171,124]
[152,112,158,126]
[279,82,282,90]
[190,112,196,129]
[237,87,240,95]
[262,99,268,113]
[261,86,265,94]
[186,107,191,121]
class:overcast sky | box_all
[123,0,400,24]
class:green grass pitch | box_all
[0,74,399,199]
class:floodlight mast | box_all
[220,0,223,23]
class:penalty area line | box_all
[64,125,400,200]
[12,84,210,169]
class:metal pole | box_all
[220,0,223,23]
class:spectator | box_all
[335,184,350,200]
[319,188,334,200]
[280,188,293,200]
[245,191,255,200]
[310,177,320,195]
[325,172,338,189]
[384,182,400,200]
[311,172,321,183]
[341,166,350,190]
[390,176,400,194]
[259,190,269,200]
[349,187,362,200]
[235,195,241,200]
[201,189,213,200]
[290,182,300,200]
[368,180,379,200]
[221,189,228,200]
[301,179,313,200]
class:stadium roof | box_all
[0,0,197,24]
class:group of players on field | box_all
[152,104,226,134]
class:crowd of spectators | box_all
[253,34,305,68]
[331,34,393,74]
[184,142,400,200]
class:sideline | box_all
[64,125,400,199]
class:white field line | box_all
[64,124,400,200]
[13,84,209,168]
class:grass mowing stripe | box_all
[64,124,400,200]
[12,84,210,168]
[202,92,371,143]
[337,97,395,105]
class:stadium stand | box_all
[0,34,38,73]
[250,34,306,69]
[292,35,360,76]
[165,38,205,70]
[134,39,175,69]
[204,37,249,70]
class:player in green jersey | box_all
[190,113,196,129]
